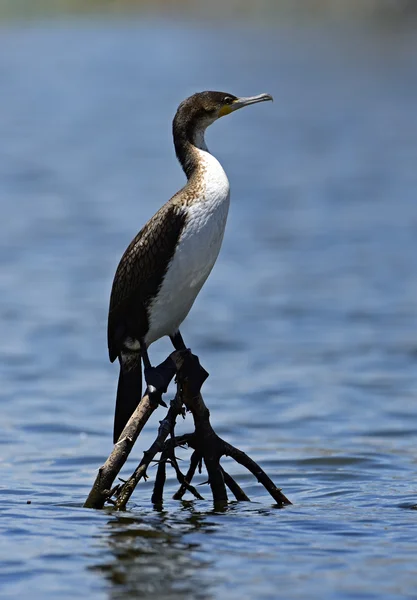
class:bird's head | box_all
[173,90,273,141]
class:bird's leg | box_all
[170,331,187,351]
[141,343,170,408]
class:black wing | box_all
[107,200,187,362]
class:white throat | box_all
[191,126,230,204]
[192,125,210,152]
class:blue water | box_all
[0,16,416,600]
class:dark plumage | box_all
[108,203,186,444]
[107,203,186,362]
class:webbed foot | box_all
[144,366,169,407]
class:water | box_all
[1,15,417,600]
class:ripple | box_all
[1,15,417,600]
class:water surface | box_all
[0,16,416,600]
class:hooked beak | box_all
[218,93,273,117]
[231,93,273,111]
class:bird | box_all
[108,90,273,443]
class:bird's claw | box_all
[144,366,169,391]
[146,384,168,408]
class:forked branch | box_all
[84,351,291,509]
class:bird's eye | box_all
[223,96,234,104]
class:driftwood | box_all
[84,351,291,509]
[84,353,179,509]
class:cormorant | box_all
[108,90,273,443]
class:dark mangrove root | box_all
[222,441,290,505]
[167,443,204,501]
[83,352,179,509]
[204,455,228,505]
[151,436,203,505]
[84,349,291,509]
[221,467,250,502]
[151,447,168,505]
[173,448,200,500]
[173,453,248,502]
[171,351,292,507]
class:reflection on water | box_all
[93,510,211,600]
[92,501,295,600]
[0,13,417,600]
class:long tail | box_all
[113,351,142,443]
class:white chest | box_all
[146,151,230,344]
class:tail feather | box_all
[113,352,142,443]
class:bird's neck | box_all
[173,119,230,206]
[173,122,211,180]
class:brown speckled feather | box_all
[107,200,187,362]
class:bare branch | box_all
[113,395,183,509]
[221,468,250,502]
[151,448,168,505]
[83,353,178,509]
[173,449,200,500]
[223,442,292,506]
[84,392,157,508]
[84,349,291,509]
